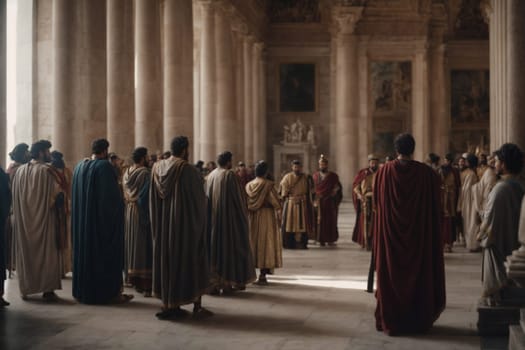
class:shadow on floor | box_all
[0,309,74,350]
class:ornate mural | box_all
[370,61,412,158]
[450,69,490,154]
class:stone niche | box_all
[266,47,331,175]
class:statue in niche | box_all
[283,125,292,143]
[307,125,315,145]
[454,0,489,39]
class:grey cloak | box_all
[150,157,210,307]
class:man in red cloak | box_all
[312,155,342,246]
[373,133,446,335]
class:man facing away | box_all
[352,154,379,250]
[458,153,481,252]
[478,143,525,305]
[438,153,461,253]
[123,147,152,297]
[206,151,256,295]
[11,140,63,301]
[150,136,211,319]
[312,155,342,246]
[72,139,132,304]
[373,133,445,335]
[246,161,283,285]
[279,160,314,249]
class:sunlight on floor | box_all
[271,274,368,290]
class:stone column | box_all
[107,0,134,157]
[52,0,76,163]
[232,21,245,162]
[0,0,5,167]
[243,34,254,163]
[257,47,267,162]
[333,7,362,195]
[193,3,202,161]
[82,0,108,156]
[16,0,34,146]
[251,42,262,162]
[163,0,193,152]
[484,0,508,151]
[329,30,337,161]
[215,4,237,156]
[199,0,217,162]
[135,0,162,153]
[412,45,430,161]
[429,33,447,155]
[507,0,525,151]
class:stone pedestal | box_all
[273,143,317,178]
[509,309,525,350]
[478,301,521,336]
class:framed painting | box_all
[279,63,317,113]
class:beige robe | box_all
[246,177,282,269]
[11,160,62,295]
[279,172,311,233]
[478,176,525,297]
[472,167,497,220]
[458,168,480,250]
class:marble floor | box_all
[0,202,503,350]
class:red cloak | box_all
[313,171,342,243]
[373,159,446,335]
[351,168,371,247]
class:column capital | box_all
[332,6,364,36]
[215,0,235,17]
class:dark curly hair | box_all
[394,133,415,156]
[170,136,189,157]
[30,140,52,160]
[9,143,29,163]
[255,161,269,178]
[91,138,110,155]
[132,147,148,164]
[494,143,524,175]
[217,151,233,167]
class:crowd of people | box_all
[0,133,524,336]
[0,136,343,321]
